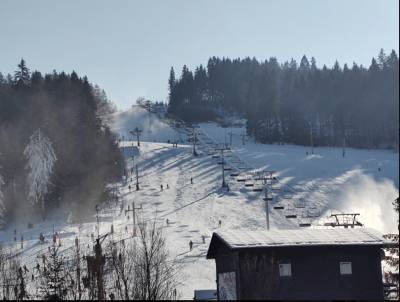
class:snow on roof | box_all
[210,228,393,252]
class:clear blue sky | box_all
[0,0,398,110]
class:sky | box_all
[0,0,398,110]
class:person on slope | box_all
[189,240,193,251]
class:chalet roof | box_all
[207,228,395,259]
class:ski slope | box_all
[0,105,398,299]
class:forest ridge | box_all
[168,49,399,149]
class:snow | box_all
[0,105,398,299]
[210,228,393,251]
[196,121,399,233]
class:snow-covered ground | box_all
[0,105,398,299]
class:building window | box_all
[279,263,292,277]
[339,262,352,275]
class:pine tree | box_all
[168,67,176,98]
[13,59,30,86]
[40,245,70,300]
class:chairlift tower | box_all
[215,144,231,188]
[328,213,363,228]
[135,164,140,191]
[192,126,198,156]
[130,127,142,147]
[125,201,142,236]
[263,187,273,230]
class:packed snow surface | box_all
[0,105,398,299]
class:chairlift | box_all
[299,223,312,227]
[273,205,284,209]
[285,214,297,219]
[237,177,246,182]
[230,172,240,177]
[253,187,263,192]
[244,182,254,187]
[224,167,232,171]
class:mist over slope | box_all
[0,105,397,299]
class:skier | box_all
[166,184,169,189]
[218,220,222,228]
[166,218,169,226]
[189,240,193,251]
[190,177,193,184]
[161,184,163,191]
[202,235,205,244]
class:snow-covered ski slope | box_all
[0,105,398,299]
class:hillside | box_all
[0,105,398,299]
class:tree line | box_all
[0,60,124,228]
[168,49,399,149]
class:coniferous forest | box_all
[168,49,399,149]
[0,60,124,226]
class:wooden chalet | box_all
[206,228,395,300]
